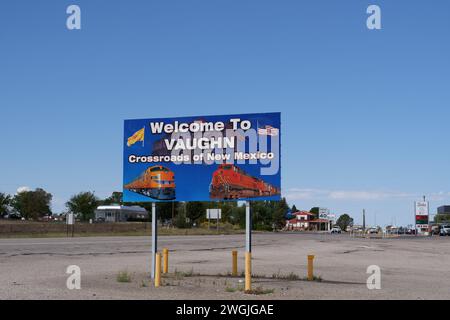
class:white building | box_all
[285,211,332,231]
[95,205,148,222]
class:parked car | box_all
[39,215,53,222]
[7,212,22,220]
[440,225,450,236]
[432,226,441,235]
[330,226,342,234]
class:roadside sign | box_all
[415,201,429,216]
[67,213,74,225]
[318,208,330,219]
[415,215,429,225]
[123,112,281,202]
[415,201,429,231]
[207,209,222,220]
[125,112,282,286]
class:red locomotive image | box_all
[209,164,280,200]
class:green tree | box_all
[102,192,123,205]
[66,192,99,221]
[174,204,190,228]
[291,205,298,213]
[0,192,11,217]
[157,202,179,221]
[252,201,271,230]
[216,201,237,224]
[310,207,319,219]
[186,201,205,222]
[228,199,291,230]
[435,214,450,223]
[235,204,247,229]
[273,198,289,230]
[12,188,52,219]
[336,214,353,232]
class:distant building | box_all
[285,211,332,231]
[95,205,148,222]
[286,211,315,230]
[437,206,450,215]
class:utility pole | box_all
[423,195,432,237]
[363,209,366,233]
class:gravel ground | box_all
[1,233,449,300]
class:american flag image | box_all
[257,125,279,136]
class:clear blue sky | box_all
[1,0,449,226]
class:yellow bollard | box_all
[155,252,162,287]
[245,252,252,292]
[307,255,315,281]
[163,248,169,274]
[232,251,238,276]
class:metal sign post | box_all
[66,213,74,238]
[245,201,252,292]
[151,203,157,279]
[246,202,251,252]
[207,208,222,233]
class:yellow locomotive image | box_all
[124,166,176,200]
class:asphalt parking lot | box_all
[1,233,450,299]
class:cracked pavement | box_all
[1,233,450,299]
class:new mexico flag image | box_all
[127,127,145,147]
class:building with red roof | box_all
[285,211,332,231]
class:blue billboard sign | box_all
[123,112,281,202]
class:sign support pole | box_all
[151,202,157,279]
[414,201,417,236]
[246,201,251,252]
[245,201,252,292]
